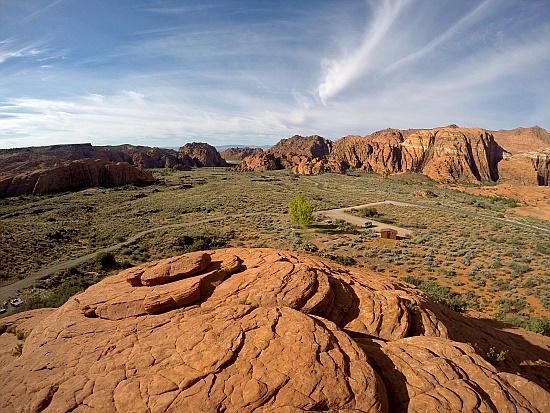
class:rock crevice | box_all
[1,248,549,412]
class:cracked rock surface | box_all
[1,248,549,412]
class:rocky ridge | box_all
[1,248,549,412]
[0,142,227,196]
[178,142,228,168]
[0,159,156,197]
[219,147,264,163]
[235,126,549,185]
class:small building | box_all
[380,228,398,240]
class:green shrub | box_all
[486,347,508,364]
[401,276,465,311]
[288,194,313,227]
[93,252,117,270]
[335,255,356,266]
[502,315,550,336]
[359,207,379,218]
[11,343,23,357]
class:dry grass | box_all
[1,168,549,330]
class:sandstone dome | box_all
[1,248,549,412]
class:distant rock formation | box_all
[235,126,550,185]
[0,142,227,197]
[219,147,263,163]
[491,127,550,185]
[233,151,281,171]
[0,142,227,175]
[178,142,228,167]
[232,135,342,174]
[268,134,332,159]
[1,248,549,412]
[0,159,156,197]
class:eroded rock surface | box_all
[178,142,228,167]
[220,147,264,163]
[234,126,550,185]
[0,158,156,197]
[1,248,549,412]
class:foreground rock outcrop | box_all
[1,248,549,412]
[0,158,156,197]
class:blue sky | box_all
[0,0,549,149]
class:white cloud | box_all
[0,42,44,64]
[382,0,493,74]
[318,0,409,104]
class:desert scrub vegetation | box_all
[3,325,32,357]
[1,168,549,333]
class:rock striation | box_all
[0,142,228,197]
[236,126,550,185]
[0,158,156,197]
[1,248,549,412]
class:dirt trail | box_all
[316,203,412,237]
[318,200,550,235]
[0,213,269,313]
[3,196,548,316]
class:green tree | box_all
[289,194,313,227]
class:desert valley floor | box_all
[1,168,549,330]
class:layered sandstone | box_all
[233,135,338,174]
[0,142,228,197]
[268,135,332,159]
[1,248,549,412]
[220,147,263,163]
[178,142,228,167]
[236,126,550,185]
[491,128,550,185]
[232,151,282,172]
[0,158,156,197]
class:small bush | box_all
[486,347,508,364]
[335,255,356,266]
[11,343,23,357]
[93,252,117,270]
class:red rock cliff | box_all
[0,158,156,197]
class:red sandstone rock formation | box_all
[232,151,282,171]
[235,127,550,185]
[268,135,332,159]
[1,248,549,412]
[220,147,263,163]
[178,142,228,167]
[326,127,504,183]
[491,127,550,185]
[0,158,155,197]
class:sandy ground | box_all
[452,183,550,221]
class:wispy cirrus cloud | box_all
[0,0,548,149]
[382,0,494,74]
[0,40,45,64]
[318,0,409,104]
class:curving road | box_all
[315,203,413,237]
[317,199,550,236]
[0,212,271,313]
[2,197,548,316]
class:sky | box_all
[0,0,549,149]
